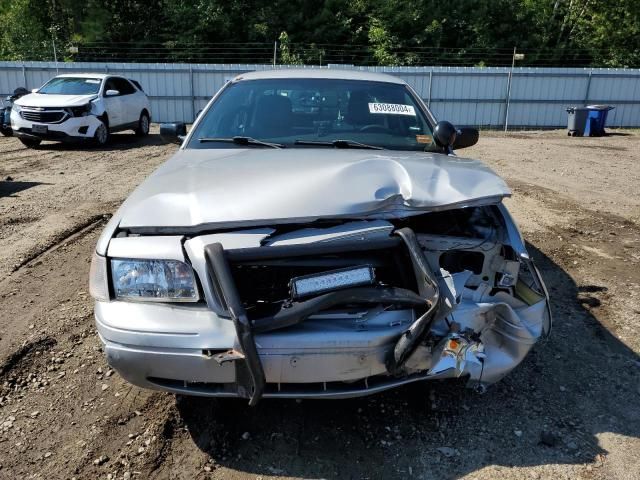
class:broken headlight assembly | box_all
[108,258,200,302]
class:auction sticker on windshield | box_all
[368,103,416,116]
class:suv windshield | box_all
[188,78,437,151]
[38,77,102,95]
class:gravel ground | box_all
[0,128,639,480]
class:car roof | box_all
[54,73,119,80]
[234,68,406,85]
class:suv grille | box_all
[21,109,67,123]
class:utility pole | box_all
[273,41,277,67]
[504,47,524,132]
[52,37,59,74]
[51,0,59,73]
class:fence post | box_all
[583,69,593,105]
[21,62,27,88]
[503,47,522,131]
[189,65,196,121]
[504,70,514,131]
[427,70,433,108]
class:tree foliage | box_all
[0,0,638,66]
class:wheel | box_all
[19,137,41,148]
[1,126,13,137]
[135,112,150,137]
[94,120,109,146]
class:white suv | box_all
[11,73,151,148]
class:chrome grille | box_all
[21,109,67,124]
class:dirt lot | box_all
[0,128,639,480]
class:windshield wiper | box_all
[294,139,383,150]
[198,136,284,148]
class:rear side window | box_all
[130,80,144,92]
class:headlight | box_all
[69,103,91,117]
[11,103,22,113]
[110,258,199,302]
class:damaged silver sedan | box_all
[89,69,551,405]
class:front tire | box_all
[135,112,150,137]
[1,126,13,137]
[19,137,41,148]
[94,120,109,146]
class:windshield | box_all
[38,77,102,95]
[188,78,436,151]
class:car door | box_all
[128,79,148,122]
[111,77,139,125]
[102,77,124,127]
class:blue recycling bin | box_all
[584,105,614,137]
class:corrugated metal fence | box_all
[1,61,640,128]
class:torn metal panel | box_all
[264,220,394,246]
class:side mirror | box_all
[452,127,479,150]
[31,88,38,93]
[105,89,119,97]
[433,121,457,148]
[160,122,187,145]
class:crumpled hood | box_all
[15,93,96,108]
[117,148,511,230]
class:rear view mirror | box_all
[160,122,187,145]
[105,89,119,97]
[452,127,479,150]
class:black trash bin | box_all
[566,107,590,137]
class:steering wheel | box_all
[359,124,393,134]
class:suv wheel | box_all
[19,137,41,148]
[135,112,150,137]
[94,121,109,146]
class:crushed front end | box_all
[92,205,551,404]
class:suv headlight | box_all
[110,258,199,302]
[69,103,91,117]
[11,103,22,113]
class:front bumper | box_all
[95,228,549,402]
[96,296,546,400]
[95,300,420,398]
[10,109,102,140]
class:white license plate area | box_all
[32,124,48,134]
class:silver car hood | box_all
[116,148,510,231]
